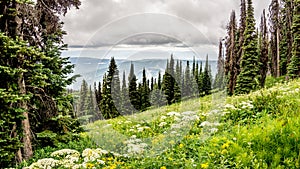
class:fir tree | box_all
[235,0,260,94]
[140,68,151,111]
[288,0,300,78]
[225,10,238,95]
[269,0,281,77]
[258,9,269,87]
[202,55,212,95]
[162,55,176,104]
[78,80,88,117]
[214,39,225,89]
[128,63,140,112]
[121,71,131,115]
[183,61,192,98]
[280,0,294,76]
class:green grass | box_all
[23,78,300,169]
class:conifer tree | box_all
[269,0,281,77]
[202,55,212,95]
[128,63,140,111]
[121,71,131,115]
[101,57,121,118]
[0,0,81,164]
[225,10,238,95]
[78,80,88,117]
[198,62,204,96]
[162,55,176,104]
[280,0,294,76]
[236,0,247,79]
[258,10,269,87]
[183,61,192,98]
[235,0,260,94]
[288,0,300,78]
[214,39,225,89]
[140,68,151,111]
[158,71,162,90]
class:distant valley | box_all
[68,57,217,90]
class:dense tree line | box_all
[77,55,212,120]
[220,0,300,95]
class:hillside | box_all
[24,78,300,168]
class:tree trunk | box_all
[276,28,280,77]
[17,73,33,161]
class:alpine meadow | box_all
[0,0,300,168]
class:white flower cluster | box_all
[240,101,254,109]
[82,148,109,163]
[167,111,181,117]
[25,158,59,169]
[125,135,148,155]
[129,124,151,132]
[51,149,80,158]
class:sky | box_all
[61,0,271,61]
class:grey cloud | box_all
[62,0,272,48]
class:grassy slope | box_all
[25,79,300,169]
[83,79,300,168]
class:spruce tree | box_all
[258,10,269,87]
[121,71,131,115]
[101,57,121,119]
[140,68,151,111]
[235,0,260,94]
[202,55,212,95]
[280,0,294,76]
[288,0,300,78]
[214,39,225,90]
[78,79,88,117]
[128,63,140,112]
[225,10,238,95]
[269,0,281,77]
[162,55,176,104]
[183,61,192,98]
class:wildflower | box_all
[85,163,94,169]
[221,142,230,149]
[109,164,117,169]
[97,159,105,165]
[167,111,181,116]
[160,115,167,120]
[51,149,80,158]
[210,128,218,133]
[179,143,184,148]
[160,166,167,169]
[221,149,228,155]
[107,157,113,161]
[200,163,209,169]
[159,122,167,127]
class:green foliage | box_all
[288,0,300,79]
[128,64,140,112]
[162,55,176,104]
[235,0,260,94]
[25,78,300,169]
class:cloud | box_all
[62,0,271,51]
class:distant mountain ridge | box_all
[68,57,217,90]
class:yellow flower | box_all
[221,142,230,149]
[160,166,167,169]
[179,143,184,148]
[107,157,113,161]
[221,149,228,155]
[86,163,94,169]
[168,157,173,161]
[201,163,209,169]
[109,164,117,169]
